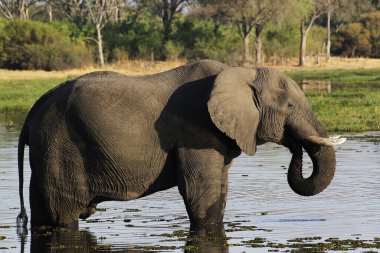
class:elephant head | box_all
[207,67,344,196]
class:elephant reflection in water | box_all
[23,228,228,253]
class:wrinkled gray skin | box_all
[17,60,336,230]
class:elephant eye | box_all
[288,101,295,108]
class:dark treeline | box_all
[0,0,379,70]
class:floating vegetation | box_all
[92,244,112,250]
[123,208,141,212]
[136,245,177,250]
[231,237,380,252]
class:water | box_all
[0,113,379,252]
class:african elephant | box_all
[17,60,344,230]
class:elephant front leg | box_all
[176,147,230,230]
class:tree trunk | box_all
[255,25,264,65]
[299,20,307,66]
[326,0,331,62]
[243,34,250,63]
[19,0,28,20]
[47,3,53,23]
[212,16,220,35]
[96,24,105,67]
[162,0,171,43]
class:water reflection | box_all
[22,227,229,253]
[299,79,332,93]
[296,79,380,93]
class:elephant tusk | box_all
[329,136,346,145]
[306,135,346,146]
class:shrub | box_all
[171,18,241,62]
[102,13,163,61]
[332,23,371,57]
[0,19,92,70]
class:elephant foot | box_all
[79,203,97,220]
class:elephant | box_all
[16,59,345,230]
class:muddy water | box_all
[0,113,379,252]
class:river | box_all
[0,113,379,252]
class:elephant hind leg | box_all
[30,173,53,228]
[30,173,84,228]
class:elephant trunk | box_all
[287,142,336,196]
[285,112,337,196]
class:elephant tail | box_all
[16,125,28,230]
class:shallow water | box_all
[0,113,379,252]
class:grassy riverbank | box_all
[286,68,380,85]
[1,66,380,132]
[286,68,380,132]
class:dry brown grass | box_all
[273,57,380,71]
[0,60,186,81]
[1,57,380,81]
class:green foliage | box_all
[332,23,371,57]
[0,19,92,70]
[264,22,325,61]
[332,11,380,58]
[264,23,300,60]
[102,14,163,61]
[361,11,380,57]
[171,18,241,62]
[102,16,241,62]
[51,18,93,44]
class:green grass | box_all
[286,68,380,132]
[286,68,380,85]
[0,78,65,112]
[1,68,380,132]
[307,89,380,132]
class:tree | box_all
[299,0,326,66]
[85,0,120,67]
[325,0,346,62]
[0,0,37,20]
[136,0,192,49]
[199,0,293,65]
[0,0,18,19]
[250,0,293,65]
[332,23,371,57]
[192,0,228,34]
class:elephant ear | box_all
[207,67,259,156]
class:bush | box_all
[171,18,241,62]
[332,23,371,57]
[361,11,380,57]
[0,19,92,70]
[102,13,163,61]
[264,22,325,63]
